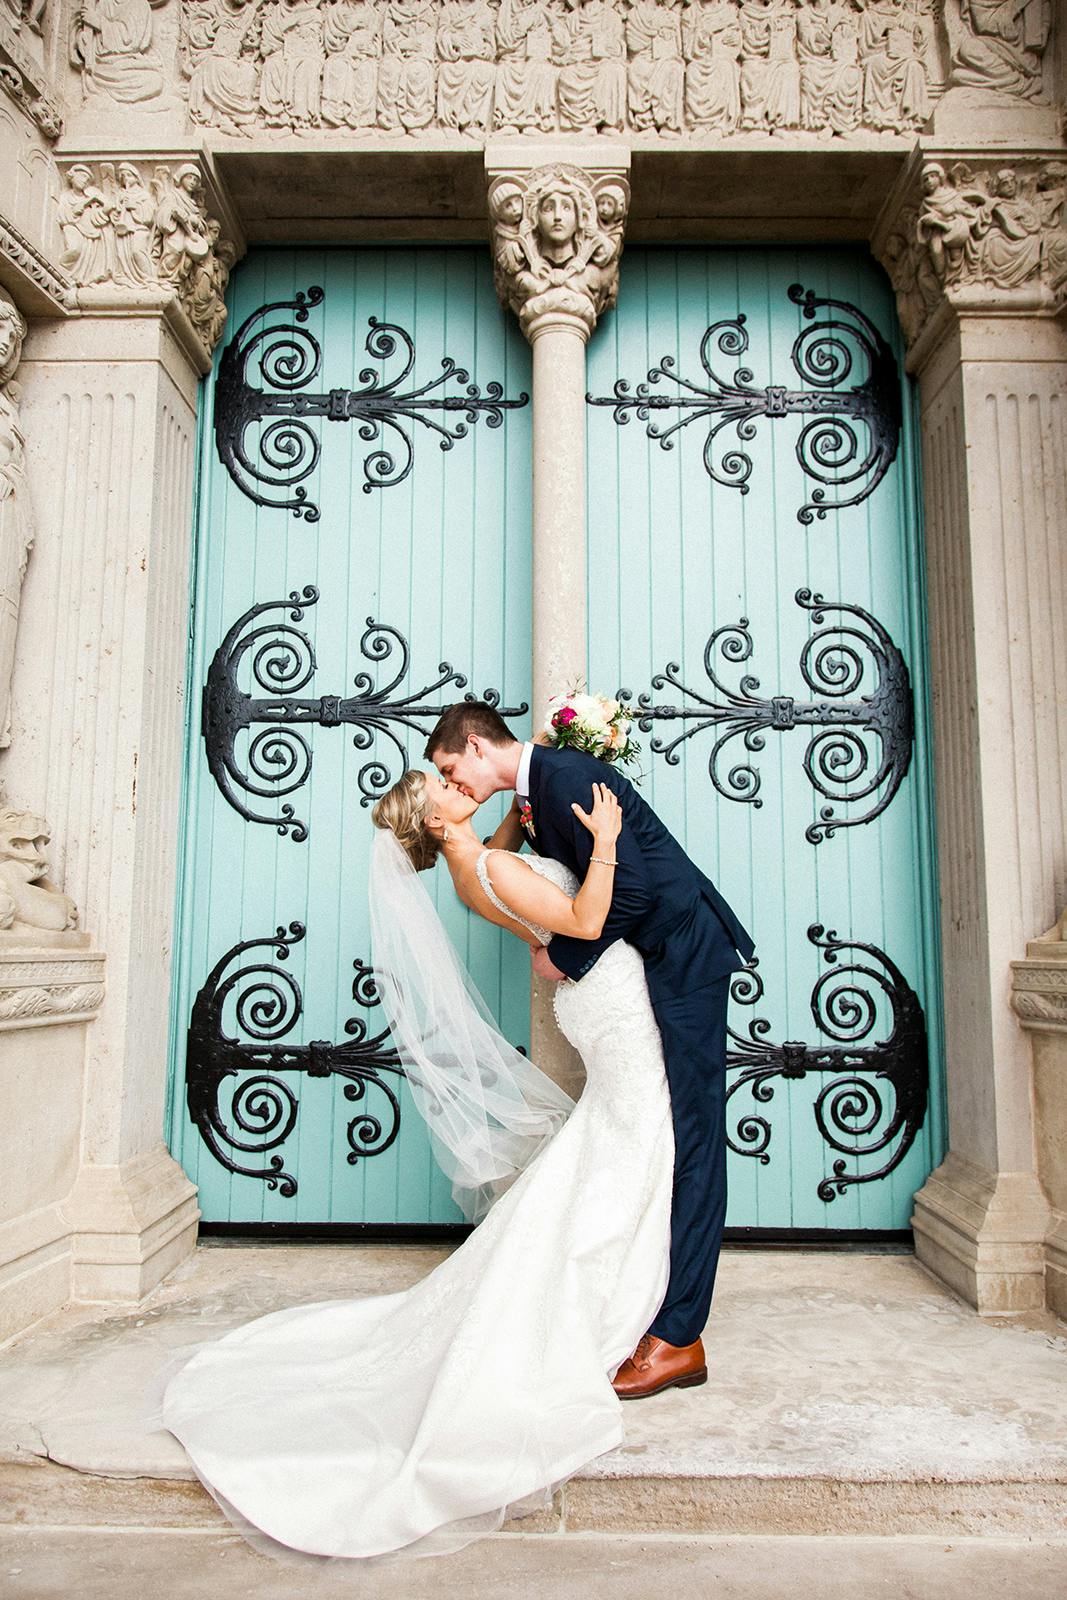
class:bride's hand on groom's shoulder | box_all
[572,782,622,849]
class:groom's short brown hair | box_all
[424,701,517,759]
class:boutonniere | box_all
[519,800,536,838]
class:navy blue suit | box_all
[525,744,755,1346]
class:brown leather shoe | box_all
[611,1334,707,1400]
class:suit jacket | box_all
[525,744,755,999]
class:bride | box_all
[160,765,677,1561]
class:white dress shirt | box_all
[515,740,535,803]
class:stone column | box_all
[875,148,1067,1314]
[0,153,243,1305]
[485,143,630,1094]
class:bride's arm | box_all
[483,784,622,940]
[486,796,524,853]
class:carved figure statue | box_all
[0,810,78,932]
[320,0,380,128]
[626,0,684,134]
[860,0,929,131]
[493,0,555,131]
[186,0,260,135]
[110,161,157,287]
[553,0,626,133]
[259,0,326,128]
[879,207,941,344]
[378,0,436,132]
[493,164,628,336]
[489,177,526,306]
[0,296,33,754]
[979,166,1042,287]
[945,0,1051,102]
[739,0,793,130]
[57,163,114,284]
[1036,164,1067,300]
[70,0,167,104]
[682,0,742,132]
[915,161,987,282]
[796,0,861,134]
[762,0,799,129]
[153,164,212,289]
[436,0,495,133]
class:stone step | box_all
[3,1453,1067,1541]
[2,1244,1065,1544]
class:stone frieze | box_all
[131,0,1059,143]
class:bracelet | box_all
[590,855,618,866]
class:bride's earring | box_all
[443,827,451,843]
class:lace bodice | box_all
[475,849,580,946]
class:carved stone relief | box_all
[0,808,78,932]
[0,294,32,756]
[943,0,1051,104]
[0,4,63,137]
[876,154,1067,348]
[1,0,48,38]
[70,0,170,105]
[169,0,1055,142]
[56,160,236,351]
[488,161,629,336]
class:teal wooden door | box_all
[585,248,944,1234]
[167,248,533,1226]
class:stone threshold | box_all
[1,1244,1064,1542]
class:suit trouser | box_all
[645,976,731,1348]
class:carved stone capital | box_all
[1012,911,1067,1034]
[486,152,630,343]
[873,146,1067,365]
[54,152,245,366]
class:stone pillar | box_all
[875,149,1067,1313]
[0,153,243,1305]
[1012,913,1067,1319]
[485,143,630,1094]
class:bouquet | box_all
[544,688,641,770]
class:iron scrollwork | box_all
[202,586,529,838]
[185,922,406,1195]
[621,589,913,843]
[727,925,928,1200]
[214,285,530,520]
[587,283,901,522]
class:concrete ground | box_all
[2,1242,1066,1593]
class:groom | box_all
[426,701,755,1400]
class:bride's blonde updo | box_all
[371,769,442,872]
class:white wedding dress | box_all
[161,854,675,1560]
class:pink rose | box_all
[553,706,578,726]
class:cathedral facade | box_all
[1,0,1065,1342]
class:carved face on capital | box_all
[595,184,626,227]
[537,190,579,252]
[0,295,26,387]
[994,169,1017,200]
[490,181,523,229]
[0,812,51,881]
